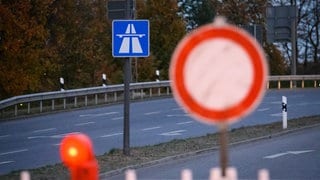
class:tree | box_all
[193,0,216,27]
[137,0,186,79]
[47,0,113,88]
[265,44,289,75]
[0,0,51,98]
[177,0,216,31]
[269,0,320,74]
[177,0,202,31]
[303,0,319,64]
[213,0,287,75]
[218,0,266,24]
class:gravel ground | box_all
[1,115,320,180]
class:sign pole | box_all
[219,124,228,177]
[291,11,297,88]
[123,0,133,156]
[123,57,131,155]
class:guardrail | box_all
[0,75,319,120]
[0,81,171,119]
[268,75,320,89]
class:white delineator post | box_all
[102,73,107,87]
[60,77,65,91]
[282,96,287,129]
[18,168,270,180]
[156,70,160,82]
[125,169,137,180]
[209,167,237,180]
[181,169,192,180]
[20,171,30,180]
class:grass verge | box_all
[1,115,320,179]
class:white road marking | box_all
[75,121,95,126]
[270,113,282,117]
[142,126,161,131]
[144,111,161,115]
[292,95,305,98]
[291,102,320,106]
[79,112,119,117]
[177,121,193,125]
[0,161,14,165]
[112,117,123,121]
[159,130,186,136]
[288,150,315,154]
[269,101,280,104]
[257,108,270,112]
[52,143,61,146]
[172,108,183,111]
[32,128,56,133]
[263,152,288,159]
[100,133,123,138]
[29,132,80,139]
[0,134,10,139]
[51,132,80,139]
[296,102,312,106]
[0,149,28,156]
[28,136,48,139]
[264,150,315,159]
[166,114,189,117]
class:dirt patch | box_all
[1,116,320,180]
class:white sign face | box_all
[170,18,268,124]
[185,38,254,111]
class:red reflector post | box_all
[60,133,98,180]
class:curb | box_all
[100,123,320,179]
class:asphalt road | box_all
[0,89,320,175]
[107,125,320,180]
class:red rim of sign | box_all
[170,24,267,124]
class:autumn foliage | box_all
[3,0,315,99]
[0,0,186,99]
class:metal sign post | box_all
[112,19,149,155]
[219,124,228,176]
[266,5,297,87]
[110,0,149,156]
[291,18,297,84]
[108,0,133,156]
[123,58,131,155]
[123,0,133,156]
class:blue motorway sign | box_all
[112,20,149,57]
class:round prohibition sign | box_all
[170,21,268,124]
